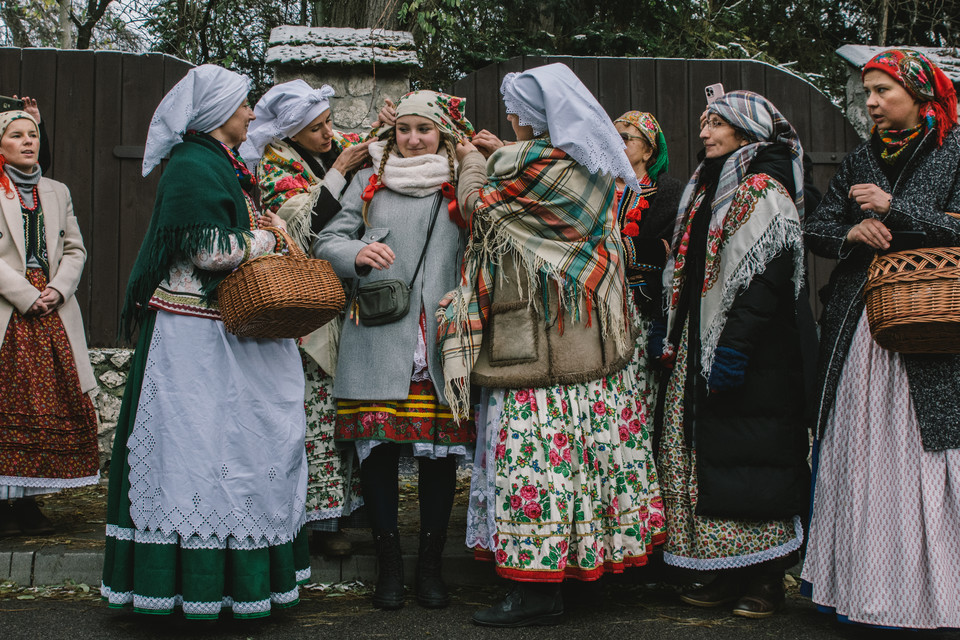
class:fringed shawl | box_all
[438,138,630,420]
[120,133,254,339]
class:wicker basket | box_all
[217,228,345,339]
[865,246,960,353]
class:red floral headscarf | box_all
[863,48,958,147]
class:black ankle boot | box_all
[472,583,563,627]
[416,531,449,608]
[372,530,404,609]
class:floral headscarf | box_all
[0,110,39,195]
[615,110,670,182]
[863,48,958,147]
[382,90,475,142]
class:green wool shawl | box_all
[120,134,253,339]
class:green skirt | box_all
[100,312,311,620]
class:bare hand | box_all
[373,98,396,129]
[699,109,709,131]
[25,296,47,317]
[356,241,395,271]
[331,139,373,175]
[438,291,455,308]
[258,211,287,232]
[37,287,62,316]
[14,95,40,123]
[846,217,892,250]
[849,183,892,215]
[471,130,504,159]
[456,140,478,162]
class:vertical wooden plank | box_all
[0,48,21,93]
[737,59,767,96]
[117,53,165,343]
[597,58,631,121]
[628,58,657,114]
[572,57,599,100]
[19,49,58,178]
[765,67,812,153]
[53,51,96,339]
[496,57,524,138]
[656,58,690,181]
[522,55,549,71]
[472,62,501,138]
[89,50,124,346]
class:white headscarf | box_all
[239,79,335,165]
[500,63,640,191]
[142,64,251,176]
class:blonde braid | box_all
[362,133,396,226]
[444,136,457,186]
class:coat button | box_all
[59,230,65,237]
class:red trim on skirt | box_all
[0,269,99,480]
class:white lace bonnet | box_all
[500,63,640,191]
[142,64,251,176]
[239,79,335,165]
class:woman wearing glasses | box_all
[650,92,816,618]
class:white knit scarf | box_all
[368,140,456,197]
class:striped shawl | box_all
[438,139,630,419]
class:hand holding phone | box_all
[0,95,25,113]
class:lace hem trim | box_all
[662,515,804,571]
[100,585,303,614]
[0,474,100,489]
[105,524,297,550]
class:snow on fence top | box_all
[267,26,419,67]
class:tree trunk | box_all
[878,0,889,46]
[1,0,34,47]
[59,0,72,48]
[325,0,399,30]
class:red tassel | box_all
[361,174,382,202]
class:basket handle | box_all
[265,226,306,259]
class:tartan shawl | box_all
[438,138,630,420]
[257,131,361,250]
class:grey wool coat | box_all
[313,166,465,404]
[805,127,960,451]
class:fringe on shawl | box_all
[120,223,253,340]
[440,215,632,421]
[277,185,323,253]
[698,215,804,381]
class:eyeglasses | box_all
[702,118,729,131]
[619,132,647,142]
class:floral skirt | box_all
[468,352,666,582]
[0,268,99,489]
[301,350,362,525]
[658,322,801,571]
[335,379,474,446]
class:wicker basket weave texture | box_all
[217,228,345,339]
[865,246,960,353]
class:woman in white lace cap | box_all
[101,64,311,620]
[440,63,666,627]
[242,79,372,559]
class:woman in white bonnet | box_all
[101,64,311,620]
[243,79,372,558]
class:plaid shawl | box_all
[257,131,361,250]
[438,138,630,420]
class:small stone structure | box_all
[836,44,960,139]
[266,26,419,133]
[89,348,133,469]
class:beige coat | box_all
[0,177,95,392]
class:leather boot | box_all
[372,530,404,609]
[732,569,785,618]
[12,498,53,535]
[416,531,449,608]
[680,570,744,607]
[472,583,563,627]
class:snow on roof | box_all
[837,44,960,85]
[267,26,419,67]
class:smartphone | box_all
[885,230,926,253]
[705,83,724,104]
[0,95,24,112]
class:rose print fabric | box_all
[658,322,802,570]
[468,353,665,582]
[301,350,362,524]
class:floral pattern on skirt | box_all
[658,322,801,570]
[470,353,666,582]
[336,379,474,445]
[301,350,362,523]
[0,268,99,486]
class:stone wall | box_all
[88,348,133,469]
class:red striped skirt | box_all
[0,269,99,482]
[335,379,474,445]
